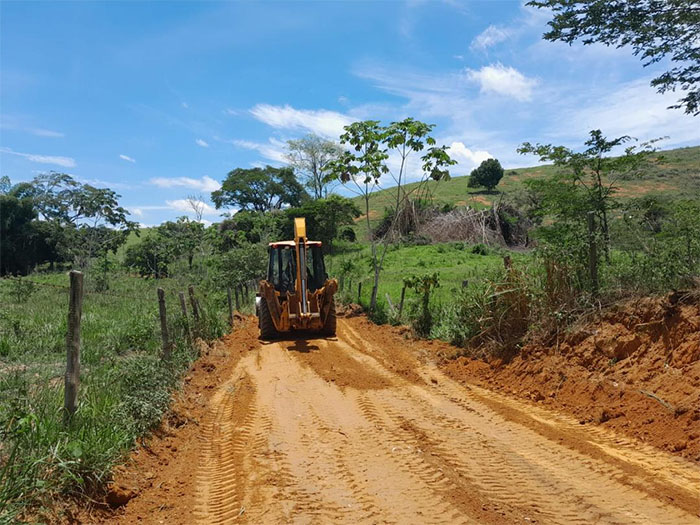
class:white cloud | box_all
[149,175,221,192]
[250,104,355,139]
[0,147,76,168]
[470,25,511,51]
[466,63,537,101]
[223,108,238,116]
[119,154,136,163]
[0,117,65,138]
[231,138,287,163]
[181,102,189,109]
[559,79,700,147]
[30,128,64,138]
[195,138,209,148]
[166,199,218,216]
[448,142,493,171]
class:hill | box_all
[355,145,700,227]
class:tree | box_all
[211,165,308,212]
[186,194,206,222]
[0,194,44,275]
[124,234,174,278]
[285,134,343,199]
[214,210,284,252]
[1,173,135,274]
[324,119,455,310]
[528,0,700,115]
[468,158,504,191]
[158,217,205,270]
[518,129,659,259]
[282,195,361,254]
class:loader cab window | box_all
[268,244,327,293]
[268,246,295,293]
[307,245,327,292]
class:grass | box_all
[0,270,229,522]
[329,241,530,315]
[352,144,700,231]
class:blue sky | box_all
[2,1,698,226]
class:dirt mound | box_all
[442,293,700,461]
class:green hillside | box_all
[355,145,700,227]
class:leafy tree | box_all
[467,158,504,191]
[282,195,361,254]
[214,210,284,252]
[285,134,343,199]
[124,234,174,278]
[324,119,455,310]
[0,195,45,275]
[0,176,11,195]
[1,173,135,274]
[528,0,700,115]
[158,217,205,269]
[213,242,268,288]
[211,165,308,212]
[518,130,659,258]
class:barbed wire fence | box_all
[1,272,259,425]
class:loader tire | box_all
[258,297,278,340]
[321,297,337,336]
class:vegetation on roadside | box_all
[0,271,228,522]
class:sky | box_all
[1,0,698,227]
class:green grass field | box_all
[329,241,528,315]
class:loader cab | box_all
[267,241,327,294]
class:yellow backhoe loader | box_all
[256,217,338,339]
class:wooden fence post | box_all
[178,291,192,343]
[398,284,407,319]
[235,286,241,311]
[64,270,83,424]
[157,288,171,360]
[587,211,599,295]
[188,285,200,323]
[339,274,345,292]
[227,287,234,327]
[357,282,362,304]
[503,255,512,270]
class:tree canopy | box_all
[0,173,136,275]
[211,165,309,212]
[528,0,700,115]
[468,158,504,191]
[282,195,361,253]
[518,129,659,256]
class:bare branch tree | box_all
[285,134,343,199]
[186,193,205,222]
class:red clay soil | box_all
[65,317,259,524]
[440,293,700,462]
[38,297,699,523]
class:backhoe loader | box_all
[256,217,338,339]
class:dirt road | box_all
[106,317,700,524]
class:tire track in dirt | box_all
[106,316,700,524]
[339,320,700,524]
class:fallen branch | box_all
[639,389,674,411]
